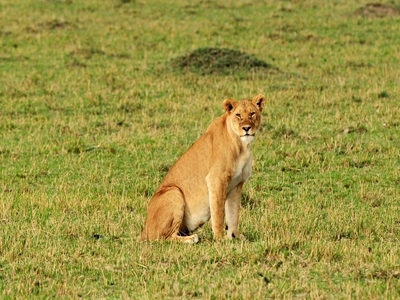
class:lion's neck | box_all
[240,136,254,147]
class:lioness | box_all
[139,94,265,243]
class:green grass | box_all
[1,0,399,298]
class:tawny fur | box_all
[139,94,265,243]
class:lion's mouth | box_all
[240,134,255,142]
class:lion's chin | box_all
[240,135,254,143]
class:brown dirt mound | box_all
[171,47,274,76]
[356,3,400,18]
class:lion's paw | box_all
[184,234,199,244]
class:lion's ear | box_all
[223,98,237,113]
[252,94,266,112]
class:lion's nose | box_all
[242,126,251,132]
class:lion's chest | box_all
[227,150,252,192]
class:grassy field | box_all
[1,0,399,298]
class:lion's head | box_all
[223,94,265,142]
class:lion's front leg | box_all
[225,183,245,240]
[206,175,227,240]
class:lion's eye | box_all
[250,112,255,117]
[236,113,241,119]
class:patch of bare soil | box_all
[356,3,400,18]
[171,47,274,76]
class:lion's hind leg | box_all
[139,186,199,244]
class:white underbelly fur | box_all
[228,152,252,192]
[185,151,252,232]
[185,198,210,232]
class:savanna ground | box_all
[0,0,399,298]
